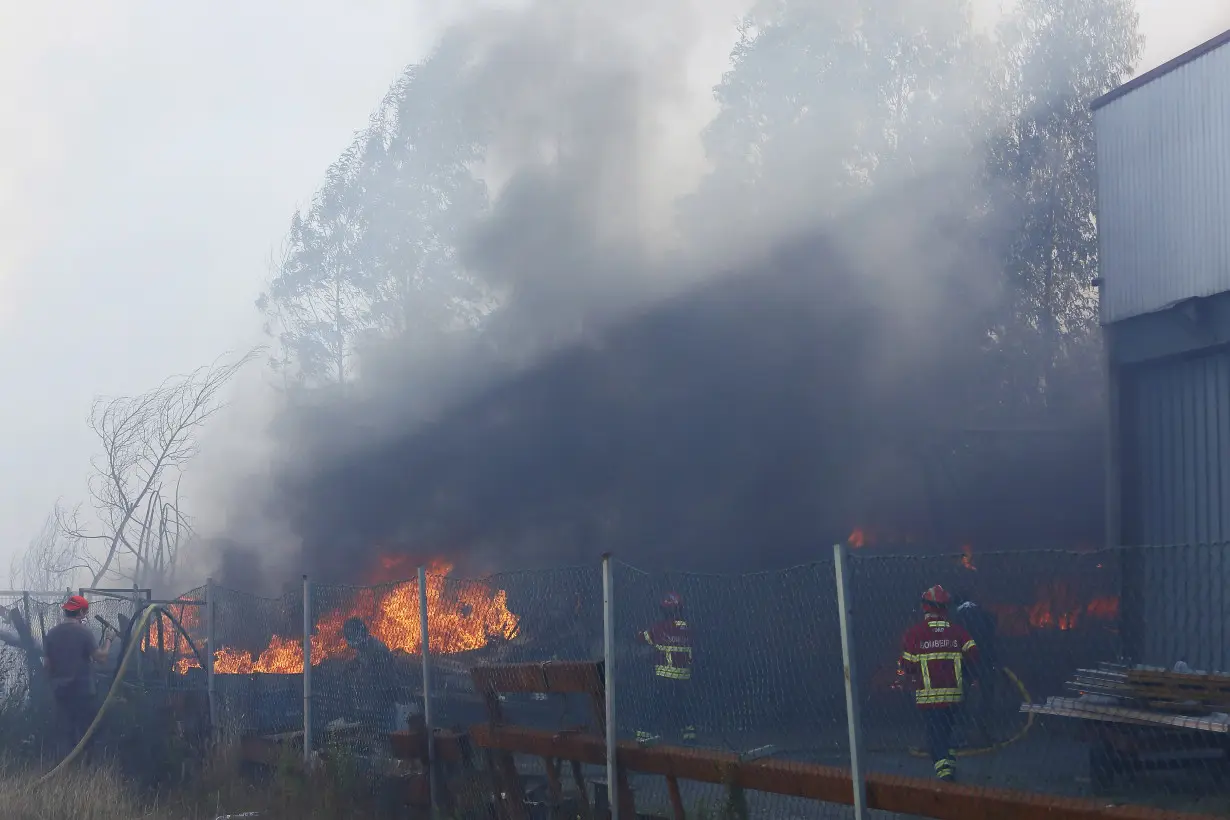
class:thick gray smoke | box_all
[215,0,1105,588]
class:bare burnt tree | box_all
[58,350,261,587]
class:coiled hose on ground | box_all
[904,665,1035,759]
[34,603,211,786]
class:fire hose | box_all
[33,603,211,786]
[903,665,1035,759]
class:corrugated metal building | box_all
[1095,29,1230,672]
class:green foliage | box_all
[691,0,1141,418]
[687,0,987,235]
[258,0,1143,428]
[258,41,490,388]
[984,0,1141,411]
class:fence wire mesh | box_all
[306,564,604,813]
[0,591,67,699]
[430,565,604,815]
[613,560,856,819]
[93,597,211,789]
[848,545,1230,816]
[0,588,210,779]
[210,585,302,738]
[4,543,1229,817]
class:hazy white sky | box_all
[0,0,1225,580]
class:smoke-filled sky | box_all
[0,0,1226,580]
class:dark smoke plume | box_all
[254,185,1101,583]
[214,0,1105,587]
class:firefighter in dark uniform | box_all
[899,585,979,782]
[342,617,399,735]
[951,591,999,745]
[43,595,111,756]
[636,592,696,745]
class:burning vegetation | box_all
[153,559,520,675]
[845,529,1119,637]
[991,583,1119,637]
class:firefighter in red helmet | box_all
[42,595,111,755]
[635,592,696,745]
[899,584,979,782]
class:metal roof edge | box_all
[1091,27,1230,111]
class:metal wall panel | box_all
[1096,42,1230,323]
[1122,349,1230,671]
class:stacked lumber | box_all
[1067,662,1230,715]
[1023,696,1230,733]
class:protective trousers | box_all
[52,679,98,758]
[636,676,696,744]
[923,706,957,781]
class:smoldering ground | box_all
[211,0,1106,587]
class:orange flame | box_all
[152,559,519,675]
[959,545,977,571]
[846,526,919,548]
[1027,580,1082,630]
[989,582,1119,637]
[141,599,206,674]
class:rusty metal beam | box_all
[469,725,1221,820]
[470,661,604,696]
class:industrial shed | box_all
[1096,29,1230,672]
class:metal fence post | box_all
[21,591,36,688]
[601,553,619,820]
[303,574,313,766]
[417,565,437,814]
[132,583,142,677]
[206,577,217,742]
[833,543,867,820]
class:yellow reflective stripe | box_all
[928,621,950,628]
[919,652,961,661]
[962,639,977,652]
[651,645,691,653]
[655,666,691,679]
[915,691,963,703]
[914,651,964,695]
[901,652,919,663]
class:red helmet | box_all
[921,585,950,610]
[63,595,90,615]
[660,592,683,609]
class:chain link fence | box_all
[612,560,854,818]
[4,543,1229,817]
[210,584,302,739]
[848,544,1229,816]
[847,549,1116,793]
[434,565,603,815]
[0,586,212,777]
[0,590,66,699]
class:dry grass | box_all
[0,764,175,820]
[0,746,391,820]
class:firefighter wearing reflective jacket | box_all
[899,585,979,782]
[636,592,696,745]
